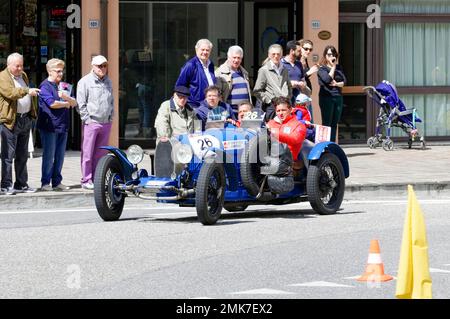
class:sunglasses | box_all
[96,64,108,68]
[326,53,335,57]
[303,47,313,52]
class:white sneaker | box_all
[53,183,70,191]
[81,181,94,190]
[40,184,53,191]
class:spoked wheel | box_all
[223,204,249,212]
[307,153,345,215]
[94,155,125,221]
[382,139,394,151]
[196,160,225,225]
[367,136,378,149]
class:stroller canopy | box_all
[375,80,422,125]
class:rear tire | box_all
[307,153,345,215]
[196,161,225,225]
[94,155,125,221]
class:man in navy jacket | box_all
[195,86,235,131]
[175,39,216,108]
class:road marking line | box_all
[229,288,295,295]
[344,199,450,205]
[289,281,354,288]
[0,206,194,215]
[429,268,450,274]
[343,275,361,280]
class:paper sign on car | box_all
[315,125,331,143]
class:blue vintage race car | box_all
[93,111,350,225]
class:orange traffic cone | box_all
[357,239,393,282]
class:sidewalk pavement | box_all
[1,142,450,211]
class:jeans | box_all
[137,84,152,128]
[40,129,68,187]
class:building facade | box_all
[0,0,449,149]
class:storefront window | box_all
[119,1,238,146]
[382,0,450,14]
[384,22,450,136]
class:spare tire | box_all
[240,133,269,196]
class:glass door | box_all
[338,22,368,142]
[253,2,294,80]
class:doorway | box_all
[253,1,295,80]
[9,0,81,149]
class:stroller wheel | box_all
[367,137,378,149]
[382,139,394,151]
[420,138,426,150]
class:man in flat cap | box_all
[154,85,195,144]
[76,55,114,190]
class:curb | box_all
[2,181,450,211]
[345,181,450,200]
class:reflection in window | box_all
[338,95,367,141]
[119,2,238,144]
[0,0,9,70]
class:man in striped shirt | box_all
[215,45,252,117]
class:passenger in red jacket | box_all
[266,96,306,160]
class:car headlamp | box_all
[174,144,193,164]
[127,144,144,165]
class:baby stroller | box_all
[363,80,425,151]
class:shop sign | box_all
[50,8,67,20]
[318,30,332,40]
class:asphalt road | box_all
[0,197,449,299]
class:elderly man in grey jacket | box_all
[76,55,114,190]
[154,86,195,144]
[215,45,252,116]
[253,44,292,121]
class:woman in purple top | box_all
[37,58,77,191]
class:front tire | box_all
[196,161,225,225]
[307,153,345,215]
[94,155,125,221]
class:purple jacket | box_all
[175,56,216,108]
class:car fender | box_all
[307,142,350,178]
[100,146,135,180]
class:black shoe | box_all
[14,185,37,193]
[2,187,16,195]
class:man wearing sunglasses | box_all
[281,40,309,105]
[76,55,114,190]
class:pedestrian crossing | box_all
[192,264,450,298]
